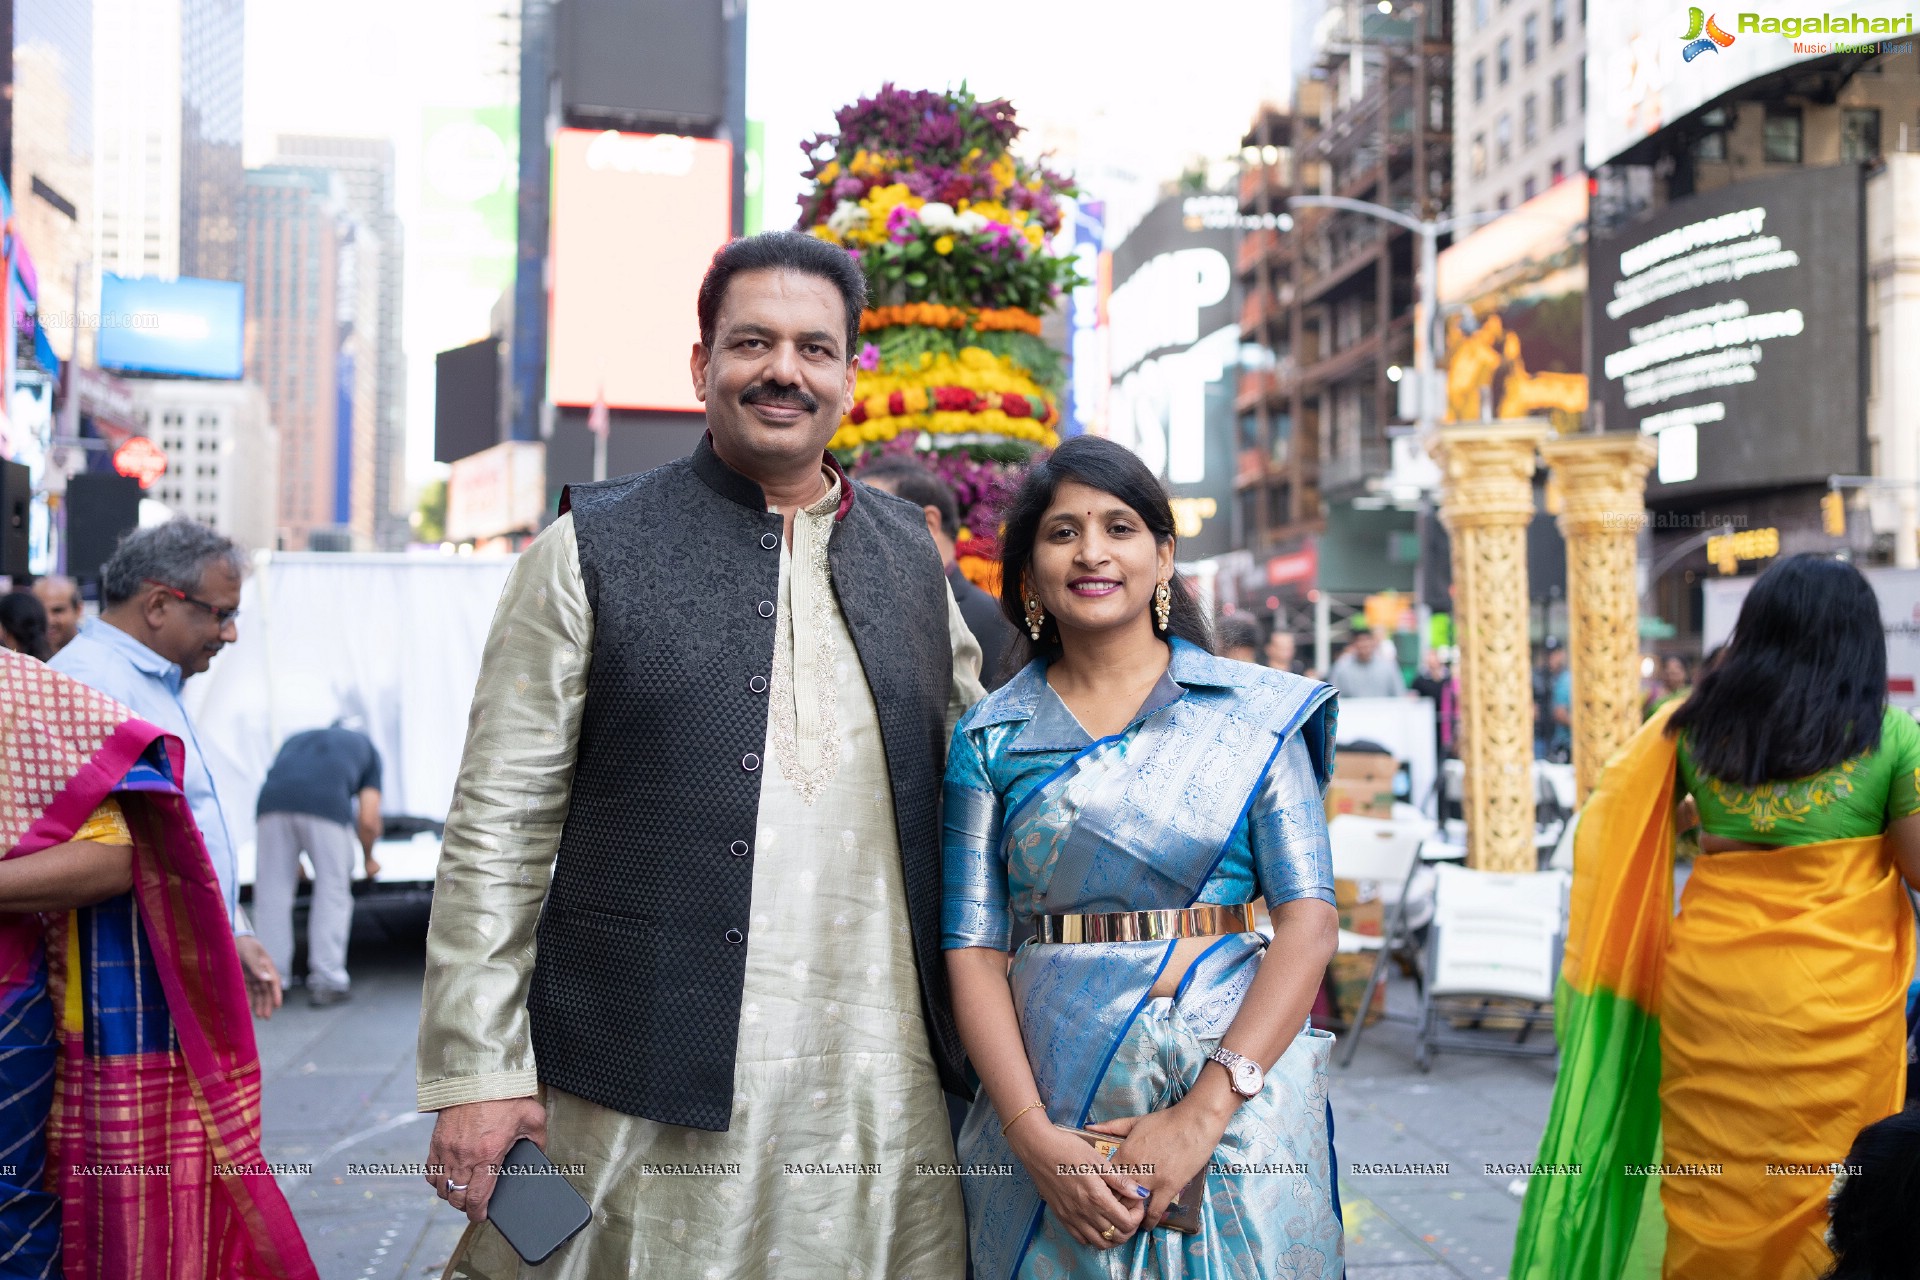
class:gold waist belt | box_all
[1034,902,1260,945]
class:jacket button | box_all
[730,840,749,857]
[725,928,744,945]
[761,532,778,549]
[742,753,760,772]
[749,675,768,694]
[758,600,775,618]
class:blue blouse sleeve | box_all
[941,721,1011,950]
[1248,733,1336,908]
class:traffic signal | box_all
[1822,490,1846,538]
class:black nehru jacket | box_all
[528,434,969,1130]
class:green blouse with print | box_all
[1678,705,1920,846]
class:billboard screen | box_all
[97,274,245,379]
[547,129,733,413]
[1439,179,1588,429]
[435,337,502,464]
[1588,164,1862,498]
[1587,1,1913,167]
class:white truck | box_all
[182,550,517,890]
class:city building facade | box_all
[92,0,242,283]
[132,378,277,550]
[1233,0,1453,662]
[272,135,407,549]
[12,0,95,365]
[1450,0,1584,217]
[241,165,355,550]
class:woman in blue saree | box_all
[943,437,1344,1279]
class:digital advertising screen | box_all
[547,128,733,413]
[1586,0,1914,168]
[96,274,245,380]
[1587,164,1863,498]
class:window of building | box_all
[1551,0,1567,41]
[1523,175,1538,200]
[1475,0,1491,28]
[1497,114,1512,164]
[1551,73,1566,128]
[1498,37,1511,84]
[1474,57,1486,103]
[1524,13,1539,63]
[1472,133,1488,178]
[1841,108,1882,163]
[1550,157,1566,183]
[1497,191,1511,211]
[1524,94,1538,146]
[1764,108,1803,164]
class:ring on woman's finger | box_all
[1100,1224,1116,1242]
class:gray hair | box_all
[100,519,247,607]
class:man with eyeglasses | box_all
[50,518,283,1018]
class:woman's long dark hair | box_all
[1822,1104,1920,1280]
[0,591,50,661]
[997,436,1211,664]
[1668,554,1885,785]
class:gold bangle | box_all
[1001,1100,1047,1136]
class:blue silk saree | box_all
[942,638,1344,1280]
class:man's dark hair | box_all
[860,459,959,538]
[99,519,246,609]
[696,231,868,360]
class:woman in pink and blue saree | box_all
[0,650,316,1279]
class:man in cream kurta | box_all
[424,469,983,1278]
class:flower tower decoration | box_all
[799,85,1077,592]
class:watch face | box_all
[1232,1061,1262,1095]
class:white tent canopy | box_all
[183,551,517,884]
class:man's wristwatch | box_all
[1206,1046,1264,1099]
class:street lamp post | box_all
[1285,195,1500,436]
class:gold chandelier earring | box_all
[1153,581,1171,633]
[1024,591,1046,641]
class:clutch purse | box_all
[1054,1125,1203,1235]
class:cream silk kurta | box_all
[423,475,981,1279]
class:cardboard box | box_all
[1327,751,1398,819]
[1334,878,1383,938]
[1324,951,1386,1029]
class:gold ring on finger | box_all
[1101,1224,1116,1241]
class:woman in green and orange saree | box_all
[1513,554,1920,1279]
[0,650,317,1278]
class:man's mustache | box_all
[739,383,820,413]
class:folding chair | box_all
[1413,863,1569,1072]
[1328,813,1437,1067]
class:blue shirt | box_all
[257,727,381,826]
[50,619,243,930]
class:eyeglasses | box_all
[144,579,241,626]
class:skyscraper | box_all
[242,165,375,550]
[92,0,242,282]
[272,135,406,548]
[11,0,95,363]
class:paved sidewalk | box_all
[258,905,1556,1279]
[1332,971,1558,1279]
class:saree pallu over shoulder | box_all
[948,653,1341,1279]
[0,652,317,1280]
[1512,702,1913,1280]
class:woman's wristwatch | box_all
[1206,1046,1265,1099]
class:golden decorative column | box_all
[1540,433,1658,805]
[1431,422,1549,873]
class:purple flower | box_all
[857,342,881,370]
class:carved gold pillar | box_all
[1540,433,1658,805]
[1431,422,1549,873]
